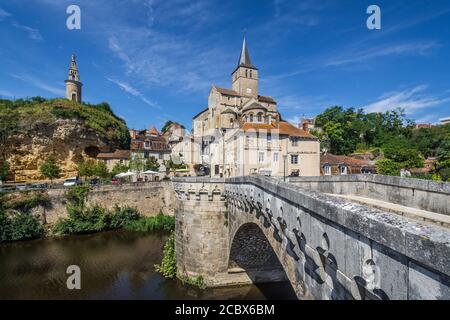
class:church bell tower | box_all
[231,38,258,98]
[65,54,82,103]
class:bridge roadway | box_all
[173,175,450,300]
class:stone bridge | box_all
[173,175,450,300]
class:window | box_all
[144,141,150,149]
[291,137,299,147]
[159,153,163,160]
[291,155,299,164]
[340,166,348,175]
[257,113,263,122]
[324,165,331,175]
[245,69,248,77]
[273,152,279,162]
[71,92,77,101]
[246,88,252,94]
[250,70,253,78]
[258,152,265,163]
[249,114,254,122]
[267,133,272,143]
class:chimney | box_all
[302,121,309,132]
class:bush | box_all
[179,275,206,290]
[0,209,44,242]
[124,212,175,232]
[439,167,450,182]
[376,159,401,176]
[155,233,177,279]
[53,205,141,235]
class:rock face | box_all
[4,118,121,182]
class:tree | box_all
[383,146,424,169]
[376,159,401,176]
[94,161,109,179]
[40,156,60,183]
[111,162,128,177]
[0,158,9,182]
[77,159,96,180]
[145,156,160,172]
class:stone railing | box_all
[288,174,450,215]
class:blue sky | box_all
[1,0,450,130]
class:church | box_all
[191,39,320,178]
[65,54,82,103]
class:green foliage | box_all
[438,167,450,182]
[179,275,206,290]
[94,161,109,178]
[39,156,60,181]
[0,97,130,150]
[53,204,140,235]
[154,233,177,279]
[0,190,50,211]
[164,155,186,172]
[382,145,424,169]
[124,212,175,232]
[376,159,401,176]
[0,209,44,242]
[111,162,129,177]
[0,158,9,181]
[66,185,90,207]
[145,156,160,172]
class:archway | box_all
[228,223,297,299]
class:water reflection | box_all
[0,231,296,300]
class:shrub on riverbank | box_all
[53,205,140,235]
[155,233,177,278]
[124,212,175,232]
[0,209,44,242]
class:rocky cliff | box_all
[0,98,130,182]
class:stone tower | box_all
[231,38,258,98]
[65,54,82,103]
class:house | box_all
[96,149,130,171]
[320,153,376,176]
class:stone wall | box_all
[32,182,177,224]
[174,176,450,300]
[288,175,450,215]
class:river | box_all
[0,230,297,300]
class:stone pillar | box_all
[173,178,229,286]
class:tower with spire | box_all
[231,38,258,98]
[65,54,82,103]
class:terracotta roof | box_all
[258,95,276,104]
[241,121,317,139]
[320,153,373,167]
[148,126,159,135]
[215,87,241,97]
[96,150,130,159]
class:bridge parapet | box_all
[226,176,450,300]
[174,176,450,300]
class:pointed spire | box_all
[237,37,255,69]
[68,53,80,81]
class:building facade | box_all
[190,39,320,177]
[320,153,376,176]
[96,150,130,171]
[130,127,171,173]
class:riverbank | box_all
[0,230,297,299]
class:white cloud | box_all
[106,77,159,108]
[10,74,65,96]
[12,22,43,41]
[0,7,11,20]
[364,85,450,114]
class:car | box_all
[89,178,99,186]
[16,184,28,191]
[63,177,81,187]
[29,183,48,190]
[0,184,16,192]
[111,178,121,185]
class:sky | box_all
[1,0,450,130]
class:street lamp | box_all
[283,154,288,182]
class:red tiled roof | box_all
[320,153,373,167]
[241,121,317,139]
[96,150,130,159]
